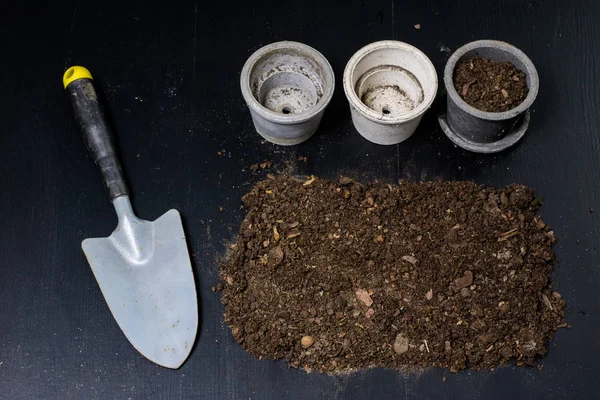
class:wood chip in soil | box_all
[219,175,566,373]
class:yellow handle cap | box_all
[63,66,93,89]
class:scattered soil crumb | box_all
[414,23,421,29]
[250,161,272,172]
[220,174,566,373]
[438,43,451,53]
[454,58,528,112]
[298,156,308,163]
[218,149,226,156]
[212,283,224,292]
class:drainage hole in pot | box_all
[282,106,292,114]
[382,107,391,115]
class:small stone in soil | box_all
[426,289,433,301]
[267,246,284,268]
[402,255,418,264]
[301,336,314,348]
[356,289,373,307]
[393,333,410,355]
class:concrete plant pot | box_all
[240,41,335,145]
[343,40,438,145]
[438,40,539,153]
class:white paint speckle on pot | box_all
[240,41,334,146]
[343,40,438,145]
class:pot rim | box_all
[240,41,335,125]
[444,40,539,121]
[343,40,438,125]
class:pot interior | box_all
[350,46,436,119]
[452,47,533,91]
[355,65,424,116]
[250,49,329,115]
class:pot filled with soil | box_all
[343,40,438,145]
[240,41,335,146]
[439,40,539,153]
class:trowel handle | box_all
[63,66,129,201]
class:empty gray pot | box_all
[438,40,539,153]
[343,40,438,145]
[240,41,335,145]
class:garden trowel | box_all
[63,66,198,369]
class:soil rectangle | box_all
[220,175,566,373]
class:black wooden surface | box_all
[1,0,598,398]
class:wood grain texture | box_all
[1,0,599,398]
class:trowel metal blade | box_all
[82,203,197,369]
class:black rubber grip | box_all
[66,78,129,201]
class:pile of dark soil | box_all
[454,58,529,112]
[219,175,566,373]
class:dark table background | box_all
[1,0,599,398]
